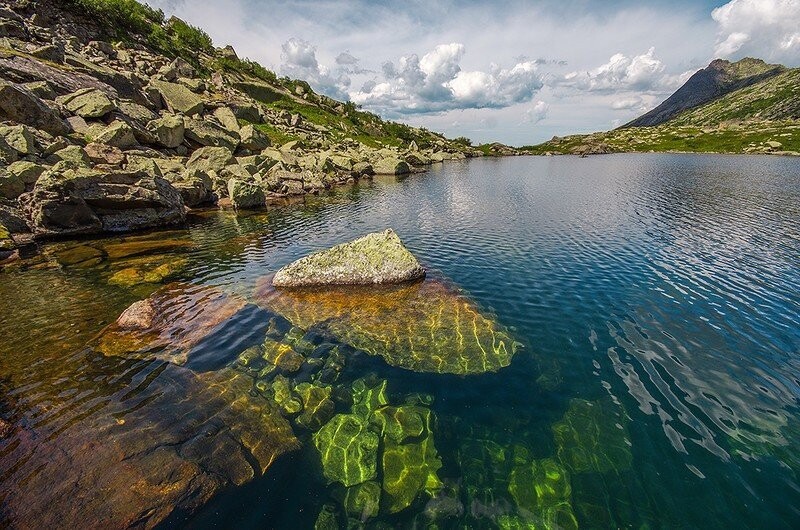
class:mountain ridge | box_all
[525,57,800,156]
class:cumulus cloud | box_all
[350,43,543,114]
[524,101,550,123]
[280,38,351,99]
[558,48,672,93]
[711,0,800,65]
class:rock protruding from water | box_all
[272,229,425,287]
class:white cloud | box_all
[280,38,352,99]
[524,101,550,123]
[558,48,672,93]
[611,96,644,110]
[711,0,800,65]
[351,43,543,114]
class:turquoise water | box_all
[1,154,799,528]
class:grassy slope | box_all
[524,68,800,155]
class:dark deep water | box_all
[1,154,799,529]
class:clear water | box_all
[1,154,799,529]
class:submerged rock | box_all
[313,413,379,487]
[552,398,633,474]
[0,363,299,529]
[272,229,425,287]
[507,457,577,529]
[256,277,519,374]
[94,283,248,365]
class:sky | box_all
[150,0,800,146]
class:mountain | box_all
[623,58,785,128]
[524,58,800,157]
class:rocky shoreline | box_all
[0,0,485,264]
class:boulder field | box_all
[0,0,479,263]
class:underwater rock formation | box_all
[552,398,633,474]
[94,282,248,364]
[0,363,299,529]
[508,457,578,529]
[256,277,519,375]
[272,229,425,287]
[313,413,380,487]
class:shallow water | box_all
[1,154,799,529]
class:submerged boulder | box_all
[272,229,425,287]
[95,283,248,365]
[256,277,519,375]
[313,413,379,487]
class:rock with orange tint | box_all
[94,282,247,365]
[0,364,299,529]
[256,277,519,375]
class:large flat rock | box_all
[256,277,519,374]
[272,229,425,287]
[0,361,299,529]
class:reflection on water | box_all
[1,154,799,529]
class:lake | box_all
[1,154,798,529]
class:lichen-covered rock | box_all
[313,413,379,487]
[88,121,137,148]
[184,117,240,151]
[238,124,270,151]
[7,161,45,185]
[272,229,425,287]
[0,171,24,200]
[187,146,234,173]
[373,157,410,175]
[0,124,37,155]
[227,178,265,210]
[49,145,90,166]
[552,398,632,474]
[20,167,185,237]
[56,87,115,118]
[0,80,70,136]
[257,277,518,374]
[148,114,185,148]
[150,79,204,115]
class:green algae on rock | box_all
[508,458,577,529]
[342,480,382,520]
[256,277,519,375]
[380,412,443,513]
[552,398,633,474]
[295,382,336,431]
[272,229,425,287]
[313,413,380,487]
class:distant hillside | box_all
[623,58,785,128]
[524,58,800,157]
